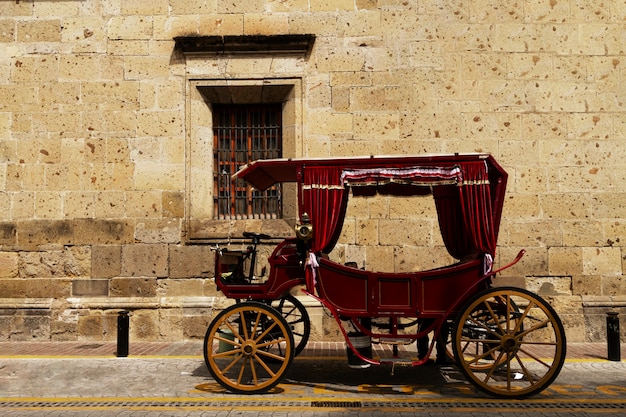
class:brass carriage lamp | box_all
[295,212,313,242]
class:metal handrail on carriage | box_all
[203,154,566,399]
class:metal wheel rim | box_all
[204,302,294,393]
[453,287,566,399]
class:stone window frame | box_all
[185,78,302,242]
[177,35,314,243]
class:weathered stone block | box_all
[526,276,572,296]
[125,57,170,80]
[548,247,582,276]
[183,313,213,339]
[135,219,181,244]
[380,219,432,247]
[17,220,73,246]
[74,219,134,245]
[364,245,395,273]
[110,277,157,297]
[572,275,602,296]
[583,305,626,343]
[72,279,109,297]
[50,319,78,342]
[81,81,140,111]
[77,312,114,341]
[583,247,622,276]
[134,163,185,191]
[354,112,400,139]
[169,245,213,279]
[125,191,162,218]
[121,0,168,15]
[355,219,378,246]
[198,14,244,36]
[129,309,158,341]
[92,245,121,279]
[243,13,289,35]
[121,244,168,277]
[563,220,604,247]
[601,276,626,297]
[82,111,137,133]
[158,278,206,297]
[162,191,184,218]
[16,19,61,42]
[1,314,50,341]
[0,222,17,245]
[107,16,153,40]
[541,193,592,220]
[0,252,18,278]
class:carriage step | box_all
[374,338,414,345]
[381,357,414,366]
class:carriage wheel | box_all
[445,297,520,370]
[204,301,295,394]
[269,295,310,357]
[452,287,566,399]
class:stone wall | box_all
[0,0,625,344]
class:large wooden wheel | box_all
[452,287,566,398]
[269,295,310,357]
[204,301,295,393]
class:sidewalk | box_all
[0,340,622,361]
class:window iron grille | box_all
[213,104,282,220]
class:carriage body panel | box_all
[316,257,485,317]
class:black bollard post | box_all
[607,311,620,362]
[117,311,129,357]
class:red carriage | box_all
[203,153,566,398]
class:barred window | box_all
[213,104,282,220]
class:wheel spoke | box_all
[251,311,263,337]
[225,320,243,343]
[517,318,551,338]
[482,350,505,383]
[256,348,287,362]
[254,320,278,343]
[514,353,539,383]
[513,300,534,334]
[517,346,556,369]
[236,358,247,385]
[249,357,259,386]
[221,353,243,372]
[254,354,278,377]
[239,310,250,340]
[466,316,503,340]
[484,299,504,334]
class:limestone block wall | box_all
[0,0,624,344]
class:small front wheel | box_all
[452,287,566,399]
[204,301,295,394]
[269,295,310,357]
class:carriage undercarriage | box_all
[203,154,566,398]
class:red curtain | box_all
[433,161,497,270]
[301,166,349,254]
[458,161,496,258]
[433,185,475,260]
[301,166,348,290]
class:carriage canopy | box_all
[234,154,508,271]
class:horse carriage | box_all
[203,153,566,398]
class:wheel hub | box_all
[500,334,519,352]
[241,341,257,357]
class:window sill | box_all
[187,218,295,243]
